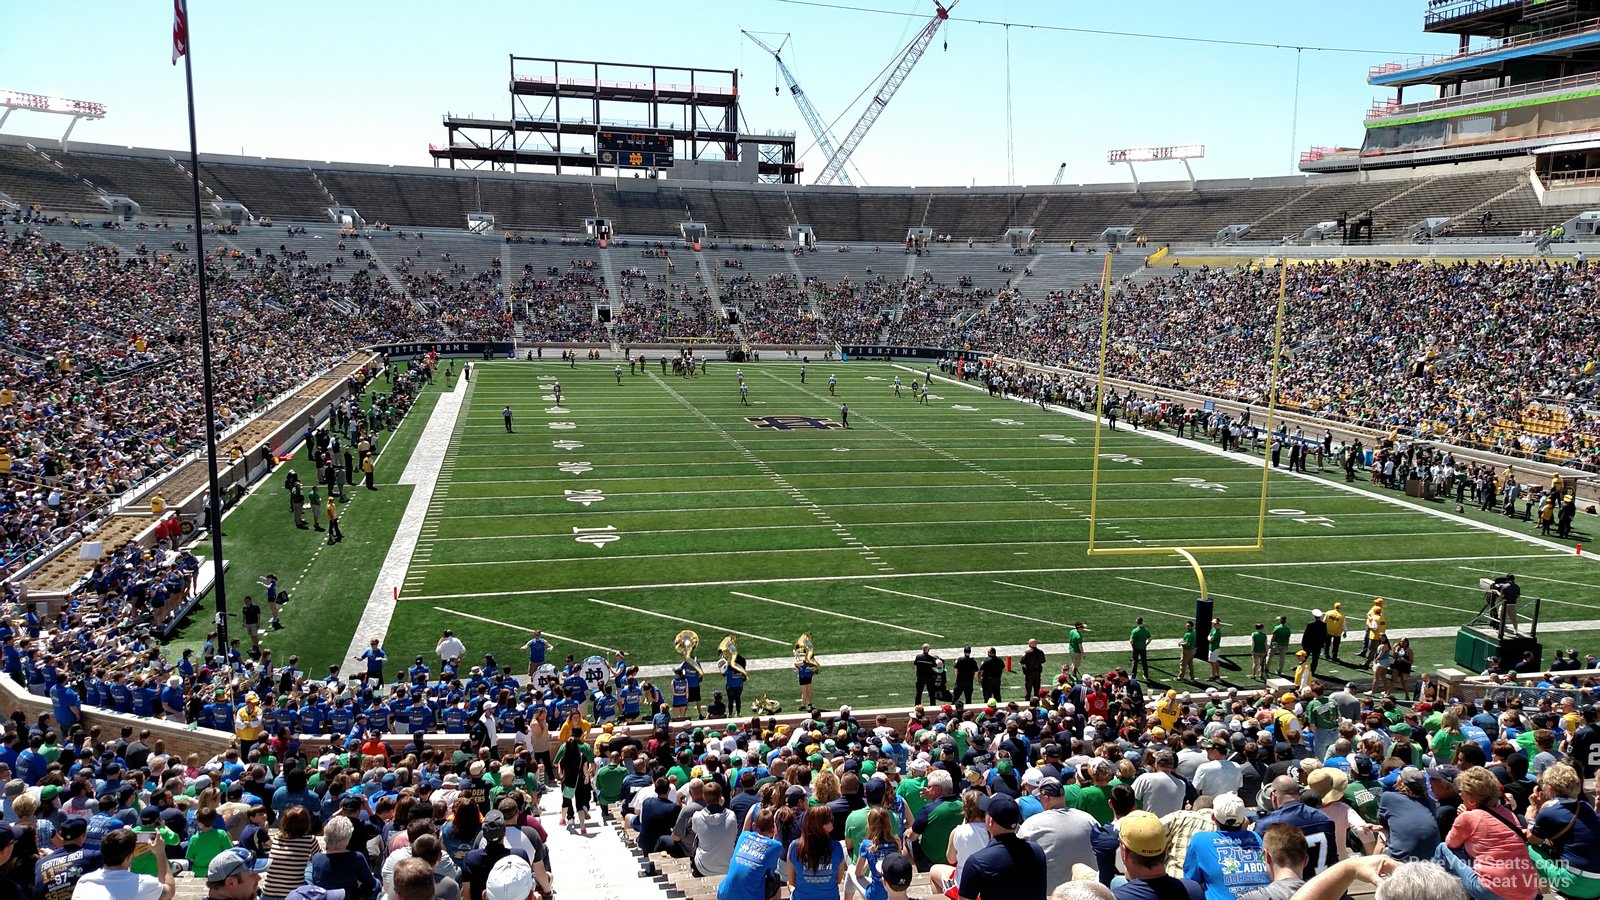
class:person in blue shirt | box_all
[159,676,186,723]
[724,660,748,717]
[670,676,690,720]
[1183,794,1269,900]
[720,810,785,900]
[408,657,429,686]
[795,657,818,711]
[442,703,470,734]
[50,681,81,732]
[679,662,704,720]
[592,690,617,724]
[523,633,551,676]
[620,680,643,722]
[357,639,387,687]
[409,697,435,733]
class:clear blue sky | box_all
[1,1,1456,187]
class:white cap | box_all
[1213,793,1249,828]
[484,855,534,900]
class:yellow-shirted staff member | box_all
[1293,652,1315,691]
[1323,602,1346,661]
[0,387,13,407]
[1155,689,1182,732]
[149,493,166,517]
[1363,599,1386,665]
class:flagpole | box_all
[178,1,232,656]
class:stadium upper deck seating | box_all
[5,136,1598,250]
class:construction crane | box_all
[814,0,957,186]
[742,30,855,187]
[1051,163,1067,185]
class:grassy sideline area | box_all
[168,359,1600,710]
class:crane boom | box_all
[742,30,853,187]
[814,0,955,186]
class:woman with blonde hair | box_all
[853,807,904,900]
[1432,766,1537,900]
[1526,762,1600,900]
[928,790,987,895]
[810,770,841,807]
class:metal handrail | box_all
[1372,17,1600,78]
[1424,0,1525,28]
[1367,69,1600,120]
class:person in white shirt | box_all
[435,630,466,664]
[1192,739,1244,800]
[73,827,174,900]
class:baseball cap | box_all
[863,779,888,804]
[1118,811,1168,856]
[483,855,534,900]
[57,817,88,841]
[1038,778,1064,798]
[480,810,506,840]
[208,848,270,883]
[979,794,1023,829]
[0,826,21,852]
[1427,764,1461,783]
[1213,793,1249,828]
[1307,768,1348,806]
[880,853,914,890]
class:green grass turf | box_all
[199,359,1600,707]
[165,366,444,666]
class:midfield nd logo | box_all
[746,415,845,431]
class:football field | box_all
[363,359,1600,710]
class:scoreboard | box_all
[597,131,674,169]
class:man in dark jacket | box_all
[1299,611,1328,676]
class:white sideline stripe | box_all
[342,376,470,664]
[994,579,1193,621]
[435,486,1336,502]
[730,590,942,638]
[1115,575,1316,616]
[430,505,1437,524]
[1458,566,1600,594]
[906,364,1598,560]
[1356,569,1600,613]
[1235,572,1475,613]
[420,545,858,568]
[627,618,1600,677]
[585,598,788,645]
[405,552,1559,602]
[422,521,859,541]
[431,607,619,655]
[866,585,1070,628]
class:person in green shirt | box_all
[1270,615,1292,676]
[1077,760,1114,824]
[1251,624,1269,681]
[1129,618,1152,680]
[843,781,902,863]
[594,752,629,805]
[185,806,234,875]
[1207,618,1224,681]
[1306,692,1342,760]
[1067,623,1086,676]
[131,808,180,877]
[1179,621,1197,681]
[896,765,929,819]
[908,769,963,870]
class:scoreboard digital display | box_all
[597,131,674,169]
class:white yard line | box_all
[866,585,1070,628]
[430,607,619,656]
[1357,569,1600,613]
[405,552,1560,603]
[729,590,942,638]
[627,617,1600,677]
[584,598,789,645]
[993,579,1195,621]
[1458,566,1600,594]
[1235,572,1477,613]
[908,365,1600,560]
[340,377,470,663]
[1115,575,1317,617]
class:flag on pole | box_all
[172,0,189,65]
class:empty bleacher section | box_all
[13,136,1600,252]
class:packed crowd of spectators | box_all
[0,617,1595,900]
